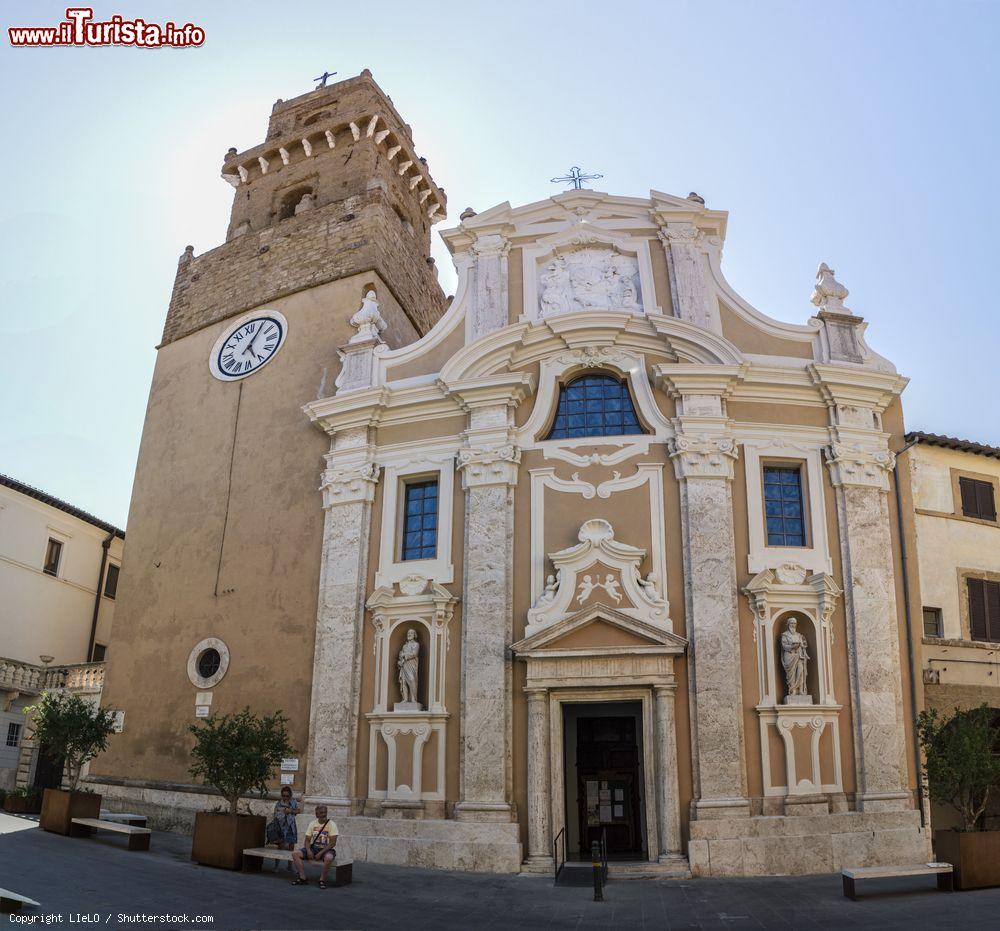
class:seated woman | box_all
[272,786,299,871]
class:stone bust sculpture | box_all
[780,617,810,700]
[397,628,420,707]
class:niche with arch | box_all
[744,566,845,801]
[772,610,819,705]
[363,581,456,810]
[276,185,315,221]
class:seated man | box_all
[291,804,338,888]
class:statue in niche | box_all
[396,628,421,709]
[780,617,811,703]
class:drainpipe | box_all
[892,438,925,827]
[87,531,115,662]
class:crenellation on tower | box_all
[161,71,447,347]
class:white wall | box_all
[0,484,123,665]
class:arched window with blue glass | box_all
[544,372,647,440]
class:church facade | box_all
[91,72,931,876]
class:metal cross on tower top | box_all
[314,70,337,88]
[550,166,603,190]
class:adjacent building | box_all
[90,72,932,876]
[905,431,1000,831]
[0,473,123,789]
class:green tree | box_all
[918,703,1000,832]
[24,691,117,792]
[188,708,294,816]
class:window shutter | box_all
[986,580,1000,643]
[977,482,997,522]
[968,577,989,641]
[960,477,979,517]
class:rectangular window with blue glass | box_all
[401,479,439,561]
[763,465,806,547]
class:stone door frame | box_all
[549,686,660,865]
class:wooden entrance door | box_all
[575,714,644,858]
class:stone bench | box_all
[241,847,353,885]
[1,887,40,913]
[842,862,953,900]
[70,817,152,851]
[99,810,148,827]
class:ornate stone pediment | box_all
[512,604,688,658]
[526,519,670,635]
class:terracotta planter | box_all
[935,829,1000,890]
[3,794,42,814]
[40,789,102,835]
[191,812,266,870]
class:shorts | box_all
[300,844,336,859]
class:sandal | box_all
[291,877,307,886]
[318,881,327,889]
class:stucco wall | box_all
[91,272,419,789]
[0,485,122,665]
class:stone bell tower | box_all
[162,69,447,347]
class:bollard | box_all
[591,840,604,902]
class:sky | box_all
[1,0,998,528]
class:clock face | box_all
[209,312,287,381]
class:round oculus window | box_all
[197,648,222,680]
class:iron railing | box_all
[553,826,566,884]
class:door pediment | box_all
[511,604,687,658]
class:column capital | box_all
[457,443,521,489]
[471,231,512,258]
[668,432,738,481]
[657,222,704,246]
[824,441,895,491]
[320,461,379,506]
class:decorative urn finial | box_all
[348,290,387,343]
[810,262,851,315]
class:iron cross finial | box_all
[314,70,337,88]
[550,166,603,190]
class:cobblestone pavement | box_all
[2,811,996,930]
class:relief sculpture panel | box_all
[539,248,643,317]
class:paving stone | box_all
[1,812,994,930]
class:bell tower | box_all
[162,70,447,346]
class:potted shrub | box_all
[919,703,1000,889]
[25,690,117,834]
[3,787,42,814]
[188,707,294,869]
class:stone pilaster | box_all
[454,430,519,822]
[668,404,749,820]
[523,687,554,870]
[304,427,378,816]
[826,440,910,810]
[658,224,721,332]
[654,683,683,861]
[468,233,511,341]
